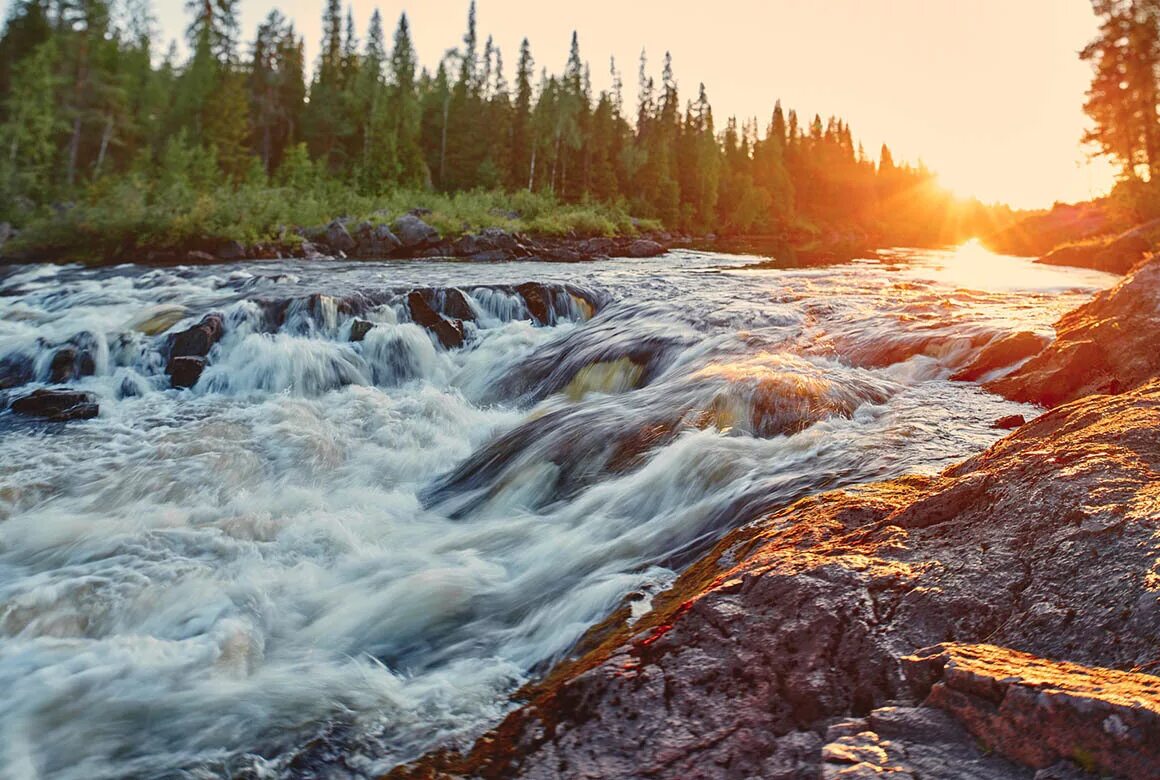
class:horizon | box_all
[100,0,1122,211]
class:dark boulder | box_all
[11,389,98,421]
[349,319,375,342]
[950,331,1049,382]
[168,356,206,389]
[169,314,224,360]
[324,219,356,255]
[626,238,665,258]
[393,214,440,249]
[47,332,99,383]
[185,250,217,263]
[407,291,465,349]
[356,224,402,257]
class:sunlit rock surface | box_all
[989,255,1160,407]
[389,381,1160,779]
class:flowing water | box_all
[0,242,1116,779]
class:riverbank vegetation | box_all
[0,0,1004,260]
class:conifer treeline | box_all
[0,0,985,240]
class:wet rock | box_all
[47,332,99,383]
[393,214,440,249]
[324,219,356,255]
[349,319,374,342]
[407,291,464,349]
[993,414,1025,429]
[168,356,206,389]
[904,643,1160,778]
[185,250,217,263]
[515,282,552,325]
[950,331,1050,382]
[300,240,323,259]
[0,352,34,390]
[169,314,224,360]
[988,255,1160,406]
[390,381,1160,779]
[626,238,665,258]
[10,389,98,421]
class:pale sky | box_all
[99,0,1131,207]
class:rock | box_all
[349,319,374,342]
[988,255,1160,406]
[124,304,190,336]
[216,240,247,261]
[324,219,356,255]
[0,352,34,390]
[625,238,665,258]
[299,241,323,259]
[47,332,98,383]
[950,331,1050,382]
[185,250,217,263]
[467,249,513,263]
[388,381,1160,779]
[904,643,1160,778]
[515,282,552,325]
[393,214,440,249]
[168,356,206,389]
[169,314,224,360]
[993,414,1025,430]
[356,224,402,257]
[10,389,98,421]
[0,222,12,254]
[407,291,464,349]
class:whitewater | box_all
[0,243,1116,778]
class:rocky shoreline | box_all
[384,257,1160,778]
[0,211,673,267]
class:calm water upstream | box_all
[0,243,1117,778]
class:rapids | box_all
[0,243,1117,779]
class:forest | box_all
[0,0,1009,258]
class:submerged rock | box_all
[10,389,99,421]
[950,331,1049,382]
[389,381,1160,779]
[989,255,1160,406]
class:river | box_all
[0,242,1117,778]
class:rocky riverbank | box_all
[385,258,1160,778]
[0,211,672,266]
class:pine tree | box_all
[509,37,533,189]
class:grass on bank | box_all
[5,160,661,261]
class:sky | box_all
[138,0,1116,209]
